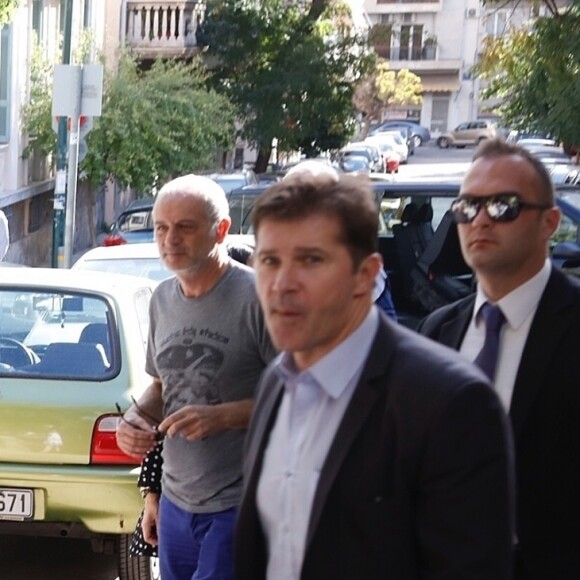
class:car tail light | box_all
[91,414,140,465]
[102,235,127,247]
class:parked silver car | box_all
[437,120,497,149]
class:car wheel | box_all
[477,136,488,144]
[412,135,422,148]
[437,137,450,149]
[117,534,159,580]
[456,145,466,149]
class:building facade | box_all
[362,0,548,134]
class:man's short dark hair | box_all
[473,138,555,205]
[252,174,378,267]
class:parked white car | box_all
[368,131,409,163]
[73,236,256,281]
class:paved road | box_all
[0,535,119,579]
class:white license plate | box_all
[0,488,34,520]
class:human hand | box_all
[116,411,159,458]
[142,493,160,546]
[159,405,224,441]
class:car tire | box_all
[412,135,422,148]
[456,145,466,149]
[437,137,450,149]
[117,534,160,580]
[477,137,488,144]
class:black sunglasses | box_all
[450,193,553,224]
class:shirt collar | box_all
[474,259,551,329]
[276,307,380,400]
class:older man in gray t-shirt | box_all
[147,262,274,514]
[116,174,275,580]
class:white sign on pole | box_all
[80,65,104,117]
[52,65,82,117]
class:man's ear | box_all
[355,252,383,296]
[216,218,232,243]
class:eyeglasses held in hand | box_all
[115,400,164,441]
[450,193,553,224]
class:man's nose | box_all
[471,202,494,227]
[165,226,181,243]
[271,263,298,293]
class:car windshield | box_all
[118,209,154,233]
[0,290,115,380]
[212,177,248,193]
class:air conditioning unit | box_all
[466,8,479,18]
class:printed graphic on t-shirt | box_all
[157,328,227,413]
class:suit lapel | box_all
[510,269,577,438]
[244,373,285,502]
[437,297,475,349]
[305,319,394,548]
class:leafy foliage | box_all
[475,6,580,150]
[81,54,235,193]
[21,48,236,194]
[198,0,373,167]
[0,0,20,25]
[21,37,58,159]
[353,61,422,138]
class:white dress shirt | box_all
[256,307,379,580]
[460,260,551,410]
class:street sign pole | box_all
[52,63,103,268]
[63,67,82,269]
[52,0,73,268]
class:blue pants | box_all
[158,494,236,580]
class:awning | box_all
[420,75,461,93]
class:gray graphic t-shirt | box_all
[146,262,275,513]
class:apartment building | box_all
[362,0,546,134]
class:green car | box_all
[0,268,158,580]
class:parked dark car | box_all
[102,171,260,246]
[370,120,431,148]
[102,197,155,246]
[201,169,259,193]
[226,180,580,328]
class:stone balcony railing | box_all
[125,1,206,58]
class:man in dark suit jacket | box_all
[419,138,580,580]
[235,168,515,579]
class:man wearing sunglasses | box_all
[419,138,580,580]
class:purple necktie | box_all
[473,303,506,381]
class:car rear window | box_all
[0,290,116,380]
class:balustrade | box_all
[125,1,205,56]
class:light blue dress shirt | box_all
[256,306,380,580]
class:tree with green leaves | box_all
[0,0,20,25]
[353,60,423,139]
[475,2,580,156]
[198,0,373,171]
[81,54,235,194]
[22,49,236,245]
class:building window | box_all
[431,96,450,134]
[0,25,11,143]
[399,24,423,60]
[484,11,508,37]
[32,0,43,37]
[28,195,46,234]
